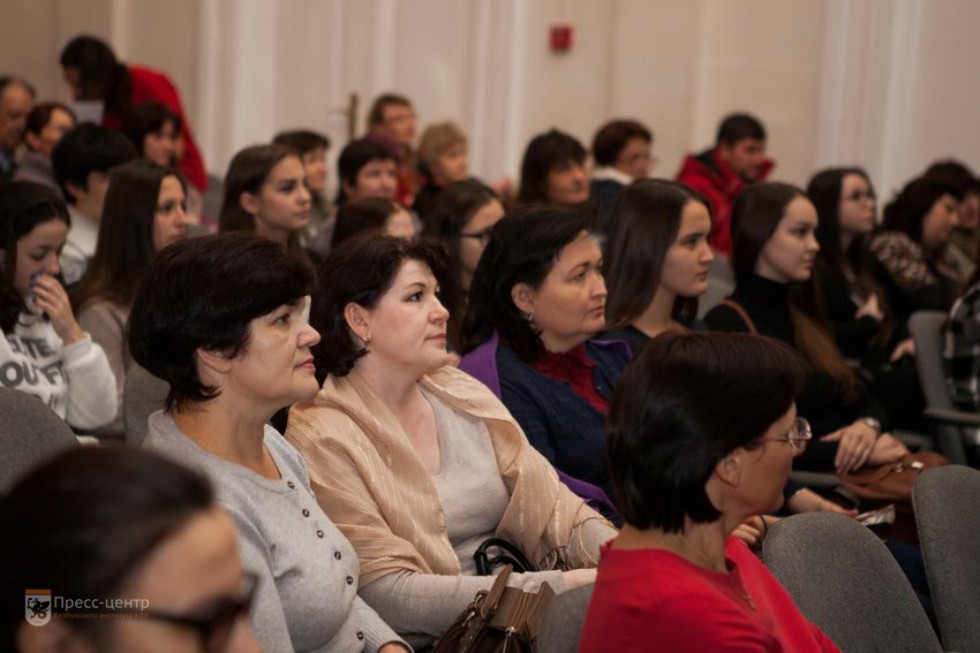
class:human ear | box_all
[196,347,235,376]
[239,191,260,217]
[714,452,742,487]
[510,283,535,315]
[343,303,371,342]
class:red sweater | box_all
[102,65,208,191]
[676,149,773,256]
[580,537,840,653]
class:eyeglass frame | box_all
[141,571,258,652]
[761,417,812,452]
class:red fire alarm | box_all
[550,23,574,52]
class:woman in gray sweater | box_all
[130,233,407,653]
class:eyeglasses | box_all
[845,191,876,204]
[143,571,258,653]
[762,417,812,452]
[460,227,495,245]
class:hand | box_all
[855,293,884,322]
[561,567,597,590]
[31,274,84,345]
[732,515,779,548]
[820,420,878,473]
[786,488,858,517]
[889,337,916,362]
[865,433,909,465]
[379,643,411,653]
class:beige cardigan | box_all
[286,365,607,585]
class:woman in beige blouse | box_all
[286,234,614,646]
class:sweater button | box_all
[346,575,354,585]
[302,508,310,517]
[316,530,324,538]
[334,551,342,560]
[357,631,364,641]
[287,481,295,489]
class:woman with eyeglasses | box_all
[131,234,406,653]
[704,182,908,475]
[807,168,926,432]
[2,446,261,653]
[580,332,840,652]
[420,179,505,351]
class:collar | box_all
[532,343,596,375]
[591,166,634,186]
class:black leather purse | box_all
[473,537,537,575]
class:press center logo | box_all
[25,590,52,627]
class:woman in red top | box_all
[581,332,840,652]
[59,35,207,192]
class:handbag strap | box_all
[474,537,536,575]
[721,299,758,334]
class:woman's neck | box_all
[631,287,679,338]
[352,359,423,412]
[172,399,278,478]
[614,521,730,573]
[255,221,290,249]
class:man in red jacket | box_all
[676,113,773,258]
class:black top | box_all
[703,274,888,471]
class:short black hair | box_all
[591,119,652,167]
[0,447,213,650]
[882,175,964,243]
[367,93,412,129]
[122,101,182,155]
[128,233,314,410]
[336,137,396,204]
[517,129,587,205]
[716,113,766,147]
[51,123,137,204]
[331,196,399,249]
[464,205,595,360]
[273,129,330,156]
[606,331,805,532]
[923,159,980,197]
[311,235,448,379]
[25,101,75,139]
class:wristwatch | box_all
[861,417,882,435]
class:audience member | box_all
[59,35,208,191]
[580,332,840,653]
[219,144,312,261]
[273,129,332,240]
[0,76,35,182]
[285,234,612,645]
[460,207,628,500]
[132,233,407,652]
[944,274,980,464]
[869,175,967,326]
[590,119,654,226]
[331,197,413,249]
[71,159,188,439]
[420,179,505,350]
[336,137,398,206]
[808,167,926,432]
[517,129,590,208]
[122,101,181,167]
[925,159,980,265]
[414,121,468,218]
[2,447,261,653]
[704,182,908,473]
[676,112,773,257]
[51,123,137,285]
[602,179,712,354]
[366,93,419,207]
[14,102,75,191]
[0,182,115,430]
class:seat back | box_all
[0,388,78,492]
[913,465,980,652]
[909,310,970,463]
[123,363,169,446]
[763,512,941,653]
[537,584,594,653]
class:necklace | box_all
[678,534,757,611]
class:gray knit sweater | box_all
[145,411,406,653]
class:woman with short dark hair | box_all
[2,446,261,653]
[131,233,406,653]
[460,206,628,503]
[286,234,612,646]
[517,129,589,207]
[581,332,840,652]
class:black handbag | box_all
[473,537,537,575]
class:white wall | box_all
[3,0,979,193]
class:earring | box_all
[522,311,534,323]
[362,334,371,345]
